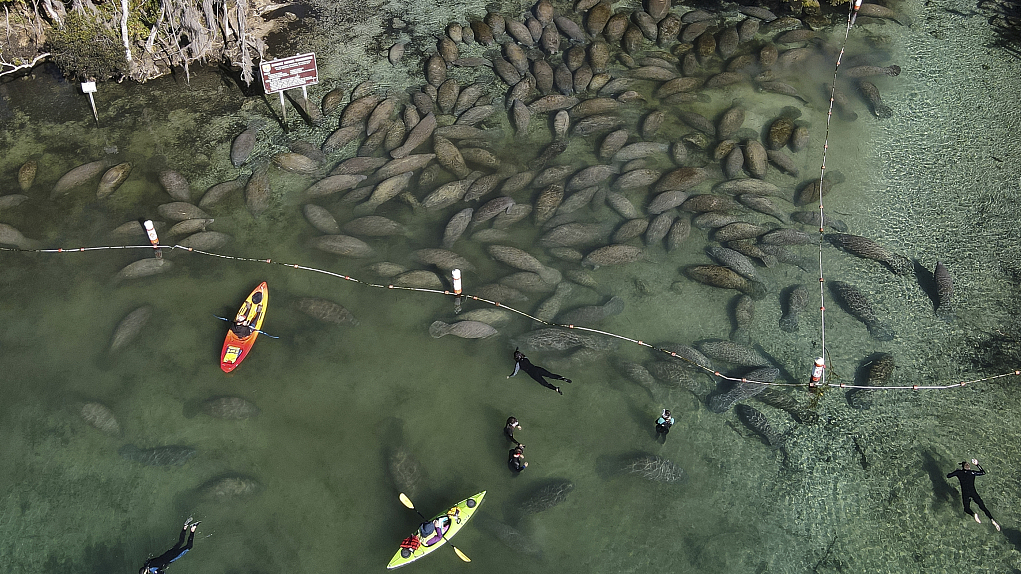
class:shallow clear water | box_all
[2,0,1021,572]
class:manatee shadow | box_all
[920,450,958,510]
[752,343,797,384]
[913,259,940,311]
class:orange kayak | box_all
[220,282,268,373]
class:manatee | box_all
[760,228,812,245]
[740,194,789,223]
[231,121,263,167]
[848,353,895,409]
[858,80,893,119]
[0,223,41,249]
[520,479,574,514]
[308,235,375,258]
[556,296,624,327]
[110,305,153,352]
[302,204,341,234]
[443,208,475,249]
[413,248,475,272]
[779,284,811,333]
[706,369,775,414]
[48,159,110,199]
[756,387,818,424]
[477,516,544,557]
[296,297,359,325]
[0,194,28,209]
[96,162,132,199]
[583,244,645,268]
[119,444,196,467]
[735,404,786,451]
[114,258,173,283]
[429,320,498,339]
[731,294,755,345]
[157,202,209,222]
[707,246,759,280]
[612,359,657,394]
[830,280,895,341]
[513,327,617,352]
[698,340,770,367]
[343,216,406,237]
[857,2,911,25]
[620,454,688,483]
[646,360,707,394]
[394,270,445,289]
[685,265,767,300]
[825,233,911,275]
[80,402,121,436]
[201,396,260,420]
[198,475,262,500]
[177,231,231,252]
[845,65,902,78]
[388,445,424,498]
[167,218,214,238]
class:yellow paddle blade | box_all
[399,492,415,509]
[453,546,471,563]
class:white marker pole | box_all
[452,268,463,314]
[301,85,309,113]
[81,81,98,124]
[279,91,287,123]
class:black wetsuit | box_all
[508,447,527,472]
[141,527,195,574]
[509,350,571,394]
[504,423,521,446]
[947,464,995,521]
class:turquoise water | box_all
[2,0,1021,572]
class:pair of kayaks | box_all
[387,491,486,570]
[220,281,268,373]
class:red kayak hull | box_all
[220,282,268,373]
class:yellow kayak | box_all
[387,491,486,570]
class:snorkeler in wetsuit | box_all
[507,348,571,395]
[508,444,528,473]
[947,459,1000,531]
[139,519,200,574]
[655,409,674,443]
[504,416,523,447]
[231,291,263,338]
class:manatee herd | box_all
[0,0,950,559]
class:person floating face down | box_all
[507,348,571,395]
[508,444,528,473]
[947,458,1000,531]
[655,409,675,442]
[504,416,523,447]
[231,291,263,338]
[139,519,200,574]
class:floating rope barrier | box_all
[2,241,1017,393]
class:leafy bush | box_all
[47,10,127,80]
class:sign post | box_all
[81,81,98,124]
[260,53,319,123]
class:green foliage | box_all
[47,10,127,80]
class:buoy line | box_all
[1,242,1016,392]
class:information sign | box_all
[260,53,318,94]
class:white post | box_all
[81,81,98,124]
[279,91,287,123]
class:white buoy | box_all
[143,219,162,259]
[809,357,825,386]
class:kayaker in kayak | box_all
[655,409,675,442]
[231,291,263,337]
[508,444,528,473]
[507,348,571,395]
[139,518,200,574]
[504,416,523,447]
[419,515,451,546]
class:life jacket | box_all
[400,536,421,550]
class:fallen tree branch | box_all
[0,52,52,78]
